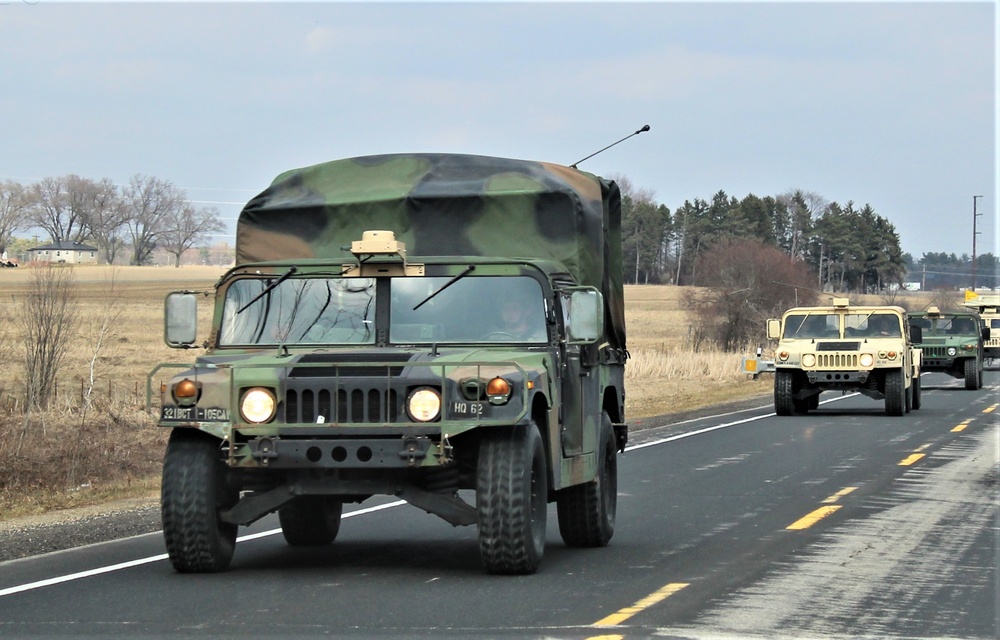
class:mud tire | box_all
[557,413,617,548]
[161,429,239,573]
[885,369,905,417]
[774,371,795,416]
[477,422,548,575]
[964,358,981,390]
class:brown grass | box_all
[0,267,945,519]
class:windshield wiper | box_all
[237,267,298,314]
[413,265,476,311]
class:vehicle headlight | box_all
[407,387,441,422]
[240,388,276,423]
[859,353,875,367]
[801,354,816,367]
[947,347,957,356]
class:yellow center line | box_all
[591,582,689,627]
[983,405,997,414]
[821,486,858,504]
[899,453,926,466]
[952,422,969,432]
[786,505,841,530]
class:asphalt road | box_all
[1,371,997,640]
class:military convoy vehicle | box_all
[766,299,922,416]
[908,307,987,389]
[149,154,627,575]
[964,293,1000,363]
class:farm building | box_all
[27,242,99,265]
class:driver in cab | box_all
[494,297,548,342]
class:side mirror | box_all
[909,325,923,344]
[983,327,991,341]
[767,319,781,340]
[164,292,198,347]
[566,288,604,344]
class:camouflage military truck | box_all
[150,154,627,575]
[963,294,1000,362]
[908,307,988,390]
[766,298,922,416]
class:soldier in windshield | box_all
[493,296,547,342]
[866,314,899,337]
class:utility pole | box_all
[972,195,983,290]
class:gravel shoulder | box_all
[0,394,771,564]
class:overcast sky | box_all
[1,1,995,260]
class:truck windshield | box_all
[845,313,901,338]
[220,277,376,346]
[917,316,977,336]
[217,275,547,346]
[391,275,546,343]
[783,314,838,339]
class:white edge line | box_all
[624,393,858,452]
[2,394,863,597]
[0,500,407,597]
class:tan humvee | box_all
[766,298,922,416]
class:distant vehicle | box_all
[908,307,988,389]
[963,293,1000,362]
[766,298,922,416]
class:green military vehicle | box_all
[908,307,988,390]
[766,298,922,416]
[150,154,628,575]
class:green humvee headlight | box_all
[407,388,441,422]
[241,388,276,423]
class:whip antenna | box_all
[570,124,650,169]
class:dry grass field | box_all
[2,265,946,519]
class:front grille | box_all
[921,346,950,358]
[816,353,859,368]
[285,387,400,423]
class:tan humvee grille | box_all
[816,353,859,368]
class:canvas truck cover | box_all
[236,153,626,350]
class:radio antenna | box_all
[570,124,650,169]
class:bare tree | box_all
[82,267,124,410]
[160,205,226,267]
[121,174,187,265]
[29,175,95,244]
[687,238,818,352]
[84,178,128,264]
[19,264,78,410]
[0,179,32,256]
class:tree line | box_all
[902,252,1000,291]
[616,177,920,294]
[0,175,225,266]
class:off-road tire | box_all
[161,429,239,573]
[911,375,922,410]
[964,358,980,390]
[774,371,795,416]
[557,412,617,547]
[279,496,343,546]
[477,422,547,575]
[884,369,905,416]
